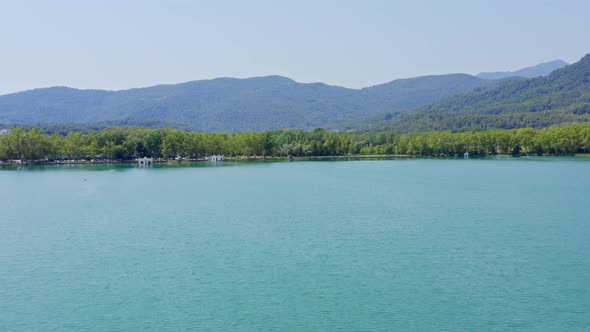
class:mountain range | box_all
[0,58,575,132]
[0,74,507,132]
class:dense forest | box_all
[1,124,589,163]
[348,54,590,132]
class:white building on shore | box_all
[137,157,154,166]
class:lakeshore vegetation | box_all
[1,123,590,163]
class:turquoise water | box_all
[1,158,589,331]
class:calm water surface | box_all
[1,158,589,331]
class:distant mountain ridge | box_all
[0,59,568,132]
[476,59,568,80]
[346,55,590,132]
[0,74,506,132]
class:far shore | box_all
[2,153,590,166]
[0,155,413,166]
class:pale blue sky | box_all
[1,0,588,94]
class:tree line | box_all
[1,124,589,162]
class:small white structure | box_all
[208,155,224,162]
[0,129,10,136]
[138,157,154,166]
[464,152,469,159]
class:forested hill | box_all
[360,74,503,112]
[0,74,506,132]
[350,54,590,132]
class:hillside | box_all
[360,74,501,111]
[348,55,590,132]
[476,59,568,80]
[0,74,503,132]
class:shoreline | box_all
[2,153,589,166]
[0,155,412,166]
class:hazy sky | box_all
[1,0,588,94]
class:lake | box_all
[1,158,589,331]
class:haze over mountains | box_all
[0,58,576,132]
[476,59,568,80]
